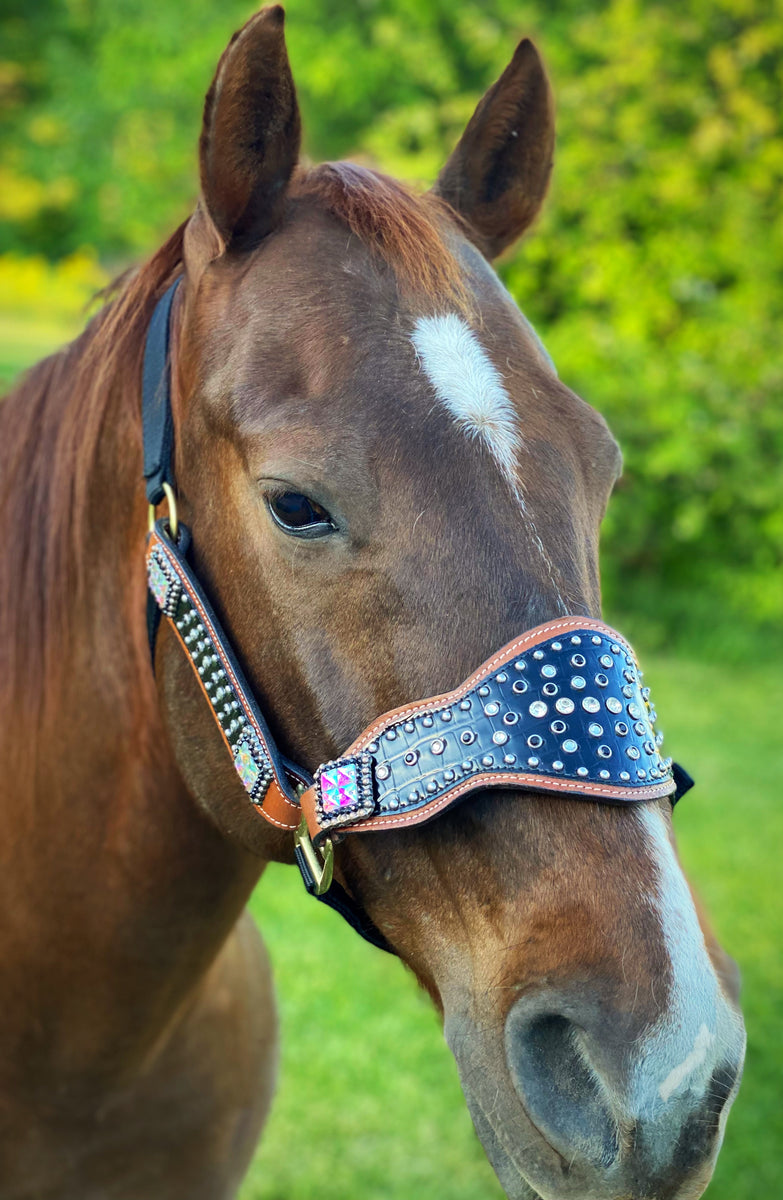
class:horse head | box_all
[154,8,745,1198]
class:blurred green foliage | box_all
[1,0,781,640]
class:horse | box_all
[0,6,745,1199]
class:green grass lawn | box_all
[3,329,779,1198]
[242,653,782,1200]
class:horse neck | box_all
[0,272,264,1076]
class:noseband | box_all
[142,280,693,954]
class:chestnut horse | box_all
[0,7,744,1199]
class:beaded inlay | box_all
[314,753,375,830]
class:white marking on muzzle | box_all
[658,1023,716,1103]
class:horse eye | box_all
[267,491,336,538]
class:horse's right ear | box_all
[432,38,554,260]
[197,5,300,253]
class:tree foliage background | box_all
[1,0,781,643]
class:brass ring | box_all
[147,481,179,539]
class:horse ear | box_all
[432,38,554,260]
[198,5,301,252]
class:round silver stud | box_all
[622,685,634,699]
[542,682,559,697]
[620,770,631,781]
[422,715,434,727]
[591,635,602,645]
[533,649,545,660]
[611,644,621,654]
[644,740,656,755]
[595,673,609,688]
[426,780,438,794]
[553,760,564,771]
[528,755,540,768]
[481,755,494,767]
[556,697,576,714]
[504,753,517,765]
[441,710,452,722]
[614,721,629,737]
[529,701,548,718]
[503,712,519,726]
[459,699,472,711]
[493,731,509,746]
[496,672,508,684]
[461,760,473,772]
[404,750,419,766]
[570,635,582,645]
[514,660,526,672]
[541,664,557,678]
[444,769,455,782]
[551,641,563,651]
[626,746,641,760]
[599,769,611,780]
[562,739,578,754]
[577,766,589,777]
[512,679,529,694]
[478,686,490,697]
[588,722,604,737]
[571,676,587,690]
[460,730,476,745]
[376,764,390,781]
[407,790,420,803]
[599,655,614,669]
[367,742,379,754]
[527,734,543,749]
[582,696,601,713]
[570,653,586,668]
[597,745,613,759]
[484,702,500,716]
[627,703,641,719]
[634,721,646,736]
[637,769,647,780]
[388,796,399,809]
[551,719,567,734]
[606,697,623,714]
[430,739,446,755]
[404,721,415,733]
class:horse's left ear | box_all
[198,4,301,252]
[432,38,554,260]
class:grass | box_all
[241,650,783,1200]
[3,329,779,1198]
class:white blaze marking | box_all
[411,314,523,504]
[659,1024,716,1103]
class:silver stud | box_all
[606,697,623,714]
[556,697,576,714]
[422,715,434,727]
[551,719,567,734]
[570,654,586,668]
[591,635,602,645]
[622,685,634,699]
[656,731,665,746]
[441,710,452,722]
[513,660,526,672]
[624,669,636,683]
[611,644,621,654]
[582,696,601,713]
[407,790,420,803]
[597,745,612,759]
[599,769,611,780]
[541,664,557,678]
[404,750,418,765]
[460,730,476,745]
[637,769,648,780]
[634,721,646,736]
[386,729,397,741]
[542,682,558,697]
[444,769,455,782]
[620,770,631,782]
[503,712,519,726]
[644,740,656,755]
[570,635,582,645]
[577,766,589,777]
[599,655,614,669]
[493,731,509,746]
[504,753,517,765]
[571,676,586,690]
[553,760,564,771]
[388,796,399,809]
[528,755,540,768]
[533,649,545,660]
[614,721,629,737]
[527,734,543,749]
[426,780,438,794]
[595,673,609,688]
[481,755,494,767]
[431,739,446,755]
[376,764,390,781]
[512,679,529,694]
[478,685,490,697]
[461,760,474,772]
[496,672,508,684]
[626,747,641,760]
[627,703,642,719]
[459,698,471,711]
[529,701,548,718]
[562,739,578,753]
[551,641,563,651]
[484,702,500,716]
[404,721,415,733]
[588,722,604,737]
[367,742,379,754]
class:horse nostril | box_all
[506,1009,620,1169]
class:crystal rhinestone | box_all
[542,682,558,697]
[599,769,611,780]
[528,756,540,768]
[481,755,494,767]
[493,731,509,746]
[551,719,567,734]
[430,739,446,755]
[541,664,557,678]
[533,649,545,660]
[460,730,476,745]
[570,676,587,690]
[496,672,508,684]
[385,729,397,741]
[503,712,519,725]
[484,702,500,716]
[504,753,517,765]
[627,703,642,719]
[553,760,564,771]
[422,715,434,727]
[376,764,390,781]
[595,673,609,688]
[597,745,613,759]
[582,696,600,713]
[478,686,490,697]
[577,766,589,777]
[627,747,641,760]
[620,771,631,782]
[529,701,548,718]
[512,679,529,694]
[606,697,623,714]
[570,653,586,668]
[551,641,563,651]
[562,739,578,754]
[404,721,415,733]
[404,750,418,765]
[459,699,471,711]
[513,660,526,672]
[614,722,629,737]
[527,734,543,749]
[588,722,604,737]
[556,697,576,714]
[444,769,455,782]
[426,780,438,794]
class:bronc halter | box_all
[143,279,693,954]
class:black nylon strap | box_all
[142,278,182,506]
[294,844,395,954]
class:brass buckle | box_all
[294,817,334,896]
[147,481,179,540]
